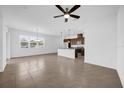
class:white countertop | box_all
[58,48,75,50]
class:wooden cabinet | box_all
[77,34,83,38]
[64,39,69,42]
[69,37,84,45]
[63,33,85,48]
[77,37,85,44]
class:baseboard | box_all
[0,68,4,72]
[85,61,116,70]
[0,62,6,72]
[117,69,124,87]
[0,68,3,72]
[11,52,57,59]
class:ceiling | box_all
[0,5,119,36]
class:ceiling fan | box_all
[54,5,81,22]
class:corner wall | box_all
[0,10,7,72]
[85,15,117,69]
[117,6,124,87]
[0,10,3,71]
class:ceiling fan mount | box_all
[54,5,81,22]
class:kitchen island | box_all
[58,48,75,59]
[58,33,84,59]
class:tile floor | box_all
[0,54,122,88]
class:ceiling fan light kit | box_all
[64,14,70,18]
[54,5,81,22]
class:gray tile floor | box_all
[0,54,122,88]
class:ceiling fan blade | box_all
[68,5,80,13]
[55,5,66,13]
[65,18,68,22]
[54,15,64,18]
[70,14,80,19]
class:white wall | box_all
[117,6,124,87]
[6,31,11,59]
[0,10,3,72]
[0,10,7,72]
[9,28,59,58]
[2,24,7,70]
[84,15,117,69]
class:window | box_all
[20,35,29,48]
[37,38,45,47]
[19,35,45,48]
[30,40,37,48]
